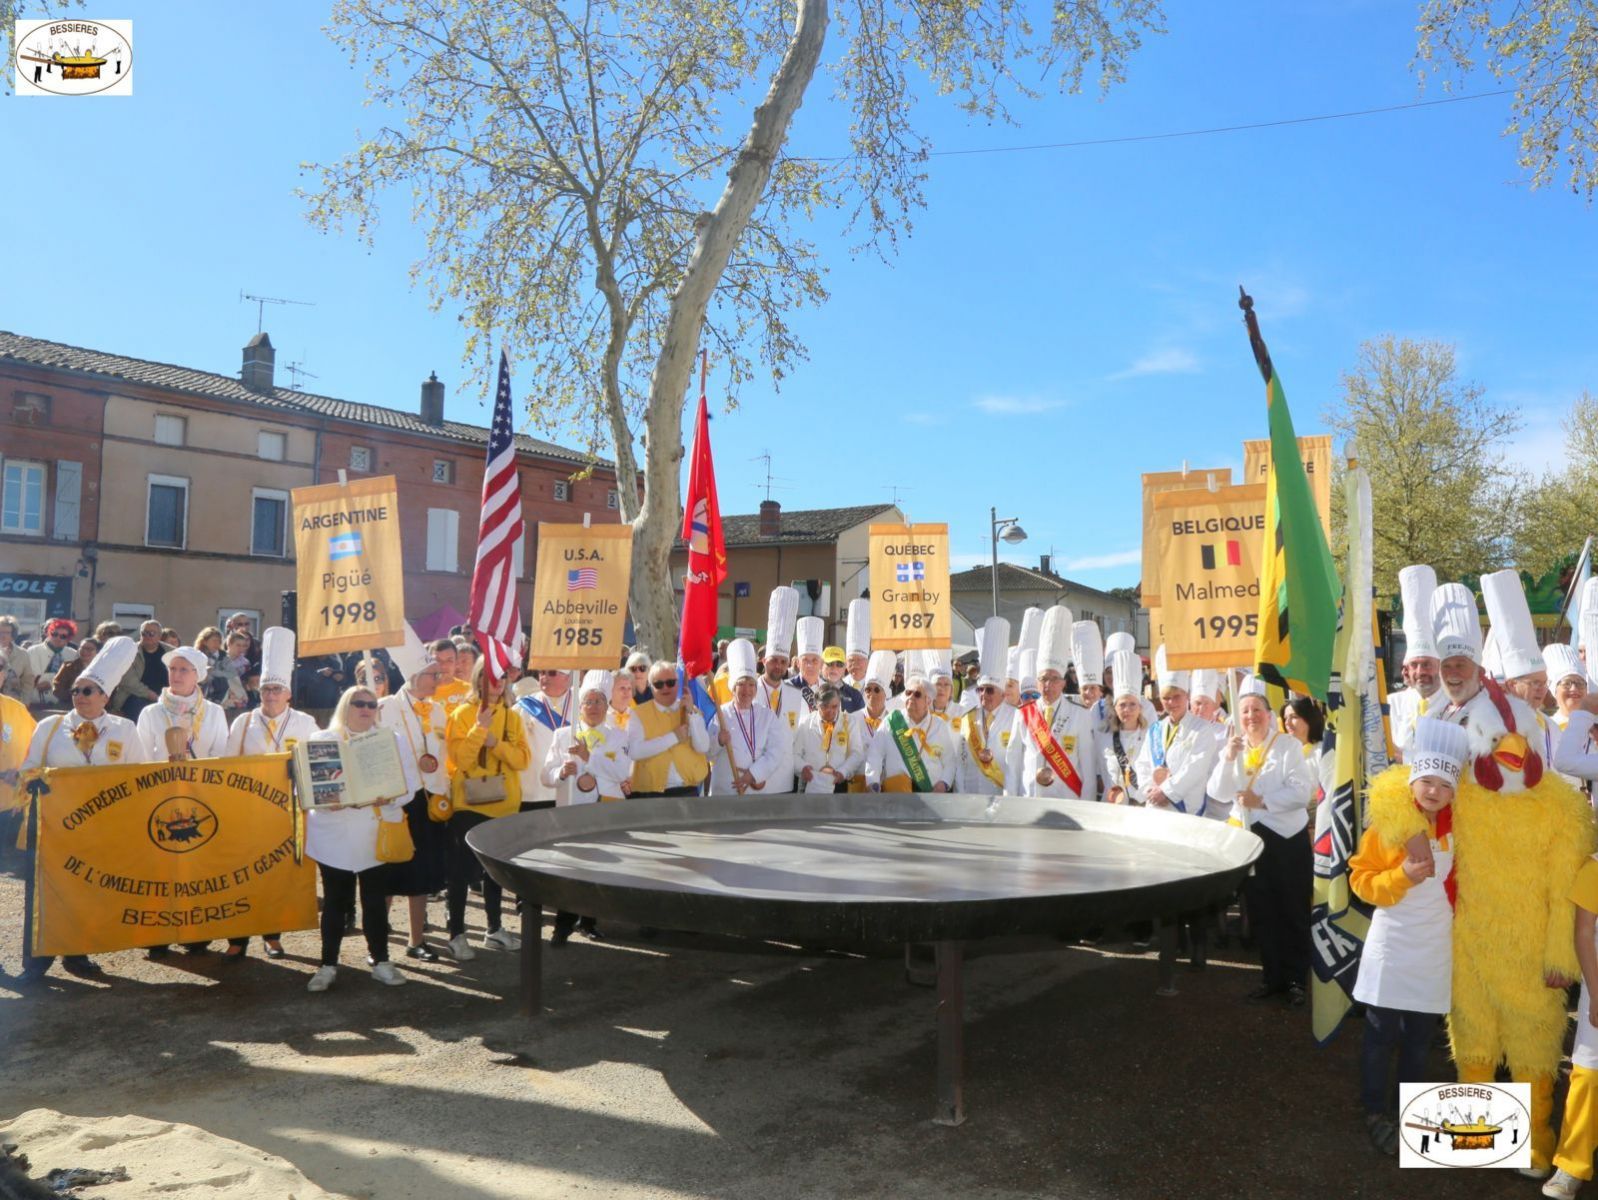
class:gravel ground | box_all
[0,868,1537,1199]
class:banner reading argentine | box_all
[30,754,317,956]
[292,475,407,655]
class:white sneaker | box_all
[1544,1168,1584,1199]
[448,934,476,962]
[370,961,407,986]
[306,965,337,993]
[1520,1165,1555,1181]
[482,928,521,952]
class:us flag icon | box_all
[1200,541,1242,570]
[567,567,599,591]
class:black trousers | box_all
[447,810,502,937]
[631,785,701,799]
[1361,1005,1440,1114]
[1243,824,1312,990]
[318,862,389,966]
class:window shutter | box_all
[53,460,82,540]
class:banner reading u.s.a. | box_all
[29,755,317,956]
[292,475,407,655]
[1153,483,1267,669]
[529,523,634,668]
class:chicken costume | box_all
[1376,573,1595,1172]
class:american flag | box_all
[467,351,525,683]
[567,567,598,591]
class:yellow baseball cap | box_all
[822,645,847,665]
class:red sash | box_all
[1019,701,1083,797]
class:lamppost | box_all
[990,507,1027,618]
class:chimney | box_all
[420,371,445,425]
[1039,553,1052,575]
[241,332,275,393]
[759,499,781,537]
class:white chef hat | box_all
[1480,569,1543,680]
[766,587,799,659]
[727,638,759,684]
[1154,644,1190,696]
[1580,578,1598,660]
[1005,647,1020,683]
[77,635,137,696]
[162,644,210,681]
[1071,620,1104,687]
[1037,604,1074,676]
[845,599,870,659]
[1236,674,1268,701]
[795,615,824,659]
[926,649,952,681]
[1189,668,1220,702]
[1399,564,1440,663]
[865,650,896,693]
[578,669,612,701]
[259,626,294,690]
[1109,649,1141,701]
[1408,716,1469,788]
[1544,643,1586,688]
[1016,607,1044,658]
[1105,631,1136,657]
[1018,649,1039,694]
[1480,628,1505,682]
[977,617,1010,689]
[1430,582,1483,663]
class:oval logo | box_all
[147,796,219,854]
[1399,1082,1532,1169]
[14,19,133,97]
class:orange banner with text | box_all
[869,524,951,650]
[528,523,634,668]
[1153,483,1267,670]
[292,475,408,655]
[1243,434,1332,538]
[1141,467,1234,610]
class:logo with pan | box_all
[147,796,219,854]
[1398,1082,1531,1169]
[13,19,133,96]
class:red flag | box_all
[679,357,726,678]
[467,351,525,684]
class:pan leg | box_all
[934,940,965,1127]
[520,900,542,1019]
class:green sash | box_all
[886,709,934,793]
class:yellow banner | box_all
[529,523,634,668]
[1243,434,1332,538]
[2,694,38,812]
[869,524,951,650]
[292,475,407,655]
[29,754,317,956]
[1153,483,1267,670]
[1141,468,1233,609]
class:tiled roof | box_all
[677,503,899,548]
[949,562,1128,605]
[0,330,600,466]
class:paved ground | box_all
[0,869,1532,1199]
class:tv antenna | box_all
[750,451,793,501]
[885,484,914,507]
[239,290,315,334]
[285,358,319,391]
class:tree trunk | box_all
[627,0,829,661]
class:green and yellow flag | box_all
[1242,291,1342,699]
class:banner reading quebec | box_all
[27,754,317,956]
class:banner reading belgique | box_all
[29,755,317,956]
[869,523,951,650]
[1153,483,1267,670]
[1140,467,1233,610]
[529,523,634,668]
[292,475,407,655]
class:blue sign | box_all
[734,581,751,598]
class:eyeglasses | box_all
[652,678,678,689]
[977,685,999,695]
[349,699,379,710]
[71,686,99,697]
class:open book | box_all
[292,729,410,810]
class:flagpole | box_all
[1238,287,1273,383]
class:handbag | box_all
[460,776,508,807]
[375,814,415,863]
[427,792,453,822]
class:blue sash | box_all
[516,693,571,733]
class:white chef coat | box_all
[1132,713,1220,816]
[1096,723,1149,805]
[1004,698,1100,800]
[22,711,147,770]
[792,709,866,794]
[866,711,957,791]
[542,721,634,804]
[954,702,1018,796]
[709,701,791,795]
[378,690,449,796]
[136,692,229,761]
[1206,732,1315,837]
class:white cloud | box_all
[1110,347,1200,381]
[972,394,1064,415]
[1058,548,1141,571]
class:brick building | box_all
[0,330,623,639]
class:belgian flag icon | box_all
[1200,540,1242,571]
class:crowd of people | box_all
[14,564,1598,1193]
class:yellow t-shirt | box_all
[1569,857,1598,915]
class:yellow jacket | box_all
[445,700,530,818]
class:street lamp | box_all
[991,506,1027,617]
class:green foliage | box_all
[1507,392,1598,577]
[1415,0,1598,200]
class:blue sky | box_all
[3,1,1593,590]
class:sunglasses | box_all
[977,685,999,695]
[538,669,563,677]
[630,665,649,673]
[904,690,926,700]
[71,686,99,697]
[652,678,678,689]
[349,699,379,710]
